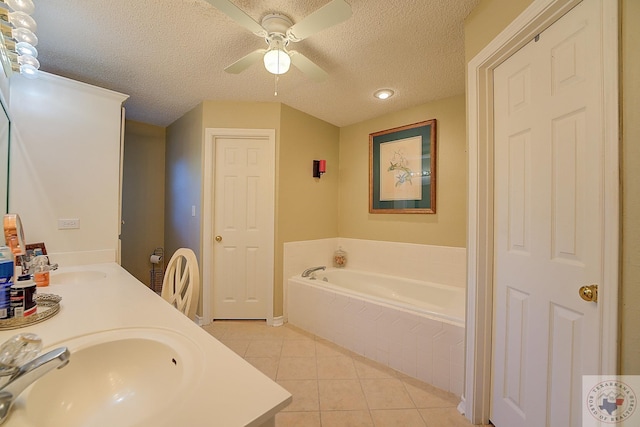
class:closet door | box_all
[491,1,604,426]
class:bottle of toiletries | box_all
[34,268,49,287]
[0,247,13,319]
[9,275,37,318]
[31,256,50,287]
[333,246,347,268]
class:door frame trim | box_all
[464,0,619,423]
[202,128,276,325]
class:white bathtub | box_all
[315,269,464,326]
[287,268,465,395]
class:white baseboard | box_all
[195,314,207,326]
[457,395,465,415]
[270,316,284,327]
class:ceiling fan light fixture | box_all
[374,89,395,100]
[213,0,351,81]
[263,48,291,75]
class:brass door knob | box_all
[215,235,222,242]
[579,284,598,303]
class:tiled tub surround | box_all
[283,238,466,292]
[287,269,465,396]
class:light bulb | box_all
[263,49,290,75]
[19,63,38,78]
[5,0,35,15]
[12,27,38,46]
[16,41,37,58]
[374,89,395,100]
[9,11,37,32]
[18,53,39,69]
[18,53,39,79]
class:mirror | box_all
[0,23,13,214]
[0,97,8,214]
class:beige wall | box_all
[165,103,203,265]
[166,101,281,315]
[200,101,340,316]
[202,101,281,130]
[165,101,339,317]
[621,0,640,375]
[338,95,467,247]
[278,104,340,242]
[165,97,460,316]
[464,0,534,62]
[277,105,340,313]
[200,101,282,315]
[465,0,639,373]
[121,120,166,287]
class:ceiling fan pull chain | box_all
[274,74,279,97]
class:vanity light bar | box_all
[0,0,39,79]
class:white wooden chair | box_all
[161,248,199,319]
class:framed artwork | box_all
[369,119,436,214]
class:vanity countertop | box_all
[0,262,291,427]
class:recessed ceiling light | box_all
[374,89,394,100]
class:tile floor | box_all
[202,320,488,427]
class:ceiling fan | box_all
[205,0,352,82]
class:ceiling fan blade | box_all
[290,51,328,82]
[224,49,267,74]
[204,0,267,37]
[287,0,352,42]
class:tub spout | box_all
[302,266,326,278]
[0,347,70,424]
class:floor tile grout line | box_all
[357,360,373,415]
[417,407,430,427]
[402,377,421,409]
[312,331,326,418]
[314,335,322,415]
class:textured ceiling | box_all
[30,0,479,127]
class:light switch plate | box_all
[58,218,80,229]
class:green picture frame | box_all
[369,119,437,214]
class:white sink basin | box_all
[19,328,204,427]
[49,270,107,284]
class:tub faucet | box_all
[302,266,326,278]
[0,347,70,424]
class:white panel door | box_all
[213,136,274,319]
[491,1,604,426]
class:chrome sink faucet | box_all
[302,266,326,278]
[0,347,70,424]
